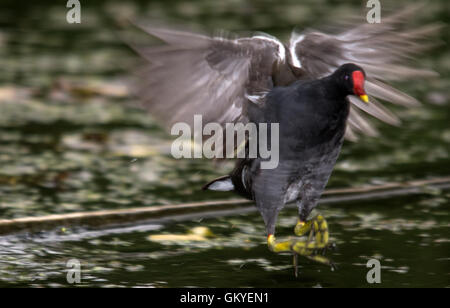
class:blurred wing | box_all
[130,26,286,130]
[288,5,440,139]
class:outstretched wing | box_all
[288,5,440,140]
[130,25,286,130]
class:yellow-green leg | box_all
[267,215,335,275]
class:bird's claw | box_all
[268,215,336,274]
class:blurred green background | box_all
[0,0,448,287]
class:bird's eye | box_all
[344,75,349,81]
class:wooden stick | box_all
[0,176,449,235]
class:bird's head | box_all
[334,63,369,103]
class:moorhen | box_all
[203,63,366,268]
[129,6,438,269]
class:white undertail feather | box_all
[207,178,234,191]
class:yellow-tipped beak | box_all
[359,94,369,103]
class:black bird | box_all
[129,6,437,268]
[203,63,366,267]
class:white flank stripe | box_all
[245,93,267,104]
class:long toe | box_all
[268,214,336,272]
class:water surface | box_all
[0,0,448,287]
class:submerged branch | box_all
[0,177,449,235]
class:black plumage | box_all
[205,64,363,235]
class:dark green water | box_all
[0,0,448,287]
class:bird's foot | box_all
[267,215,336,275]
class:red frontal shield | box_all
[352,71,366,96]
